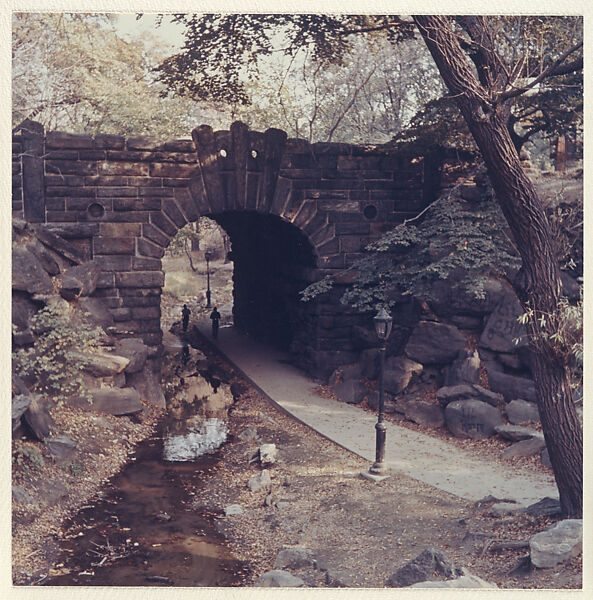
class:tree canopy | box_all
[12,13,198,137]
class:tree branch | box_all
[498,42,583,102]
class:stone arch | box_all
[13,119,444,379]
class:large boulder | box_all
[70,387,143,415]
[332,379,367,404]
[428,274,506,317]
[443,350,480,386]
[405,321,466,365]
[383,357,423,395]
[12,291,40,330]
[445,399,503,439]
[126,367,166,408]
[360,348,381,379]
[505,399,540,424]
[501,436,546,460]
[26,239,61,276]
[351,325,379,350]
[436,384,504,408]
[45,436,77,461]
[329,362,362,386]
[404,401,445,428]
[12,246,55,295]
[487,369,537,403]
[495,424,542,442]
[23,395,56,440]
[12,394,32,432]
[71,351,130,377]
[78,297,115,330]
[387,548,461,587]
[479,293,528,353]
[409,571,497,588]
[524,497,562,518]
[530,520,582,568]
[254,570,305,587]
[58,260,100,301]
[116,338,149,373]
[12,485,34,504]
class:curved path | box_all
[194,321,558,507]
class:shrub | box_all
[12,301,104,405]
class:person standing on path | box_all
[210,307,221,339]
[181,304,191,332]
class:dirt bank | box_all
[12,404,163,585]
[185,337,581,589]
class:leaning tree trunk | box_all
[414,15,583,517]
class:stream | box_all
[46,342,250,587]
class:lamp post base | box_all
[360,470,391,483]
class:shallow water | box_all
[46,372,249,587]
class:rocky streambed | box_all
[41,336,251,587]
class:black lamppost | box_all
[368,306,393,478]
[205,250,213,308]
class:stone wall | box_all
[13,119,446,379]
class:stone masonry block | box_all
[115,271,165,288]
[163,199,187,228]
[94,255,133,272]
[66,197,107,212]
[94,134,125,149]
[132,256,162,271]
[46,160,97,176]
[84,175,127,186]
[78,150,107,161]
[131,306,161,320]
[113,197,161,211]
[97,187,138,198]
[107,212,150,223]
[93,237,135,255]
[99,223,141,237]
[127,136,161,150]
[142,223,170,247]
[173,188,200,222]
[150,211,177,236]
[45,175,86,187]
[98,161,149,176]
[48,186,96,198]
[149,163,197,178]
[46,131,94,149]
[137,237,165,258]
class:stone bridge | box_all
[13,120,450,379]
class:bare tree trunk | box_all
[414,15,582,517]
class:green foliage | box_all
[302,178,522,311]
[387,95,476,155]
[12,302,104,405]
[12,441,45,472]
[155,14,415,106]
[517,293,583,390]
[168,223,200,257]
[12,13,197,137]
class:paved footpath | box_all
[195,321,558,507]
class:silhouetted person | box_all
[181,304,190,332]
[210,307,221,339]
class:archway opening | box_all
[160,211,318,360]
[212,211,317,351]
